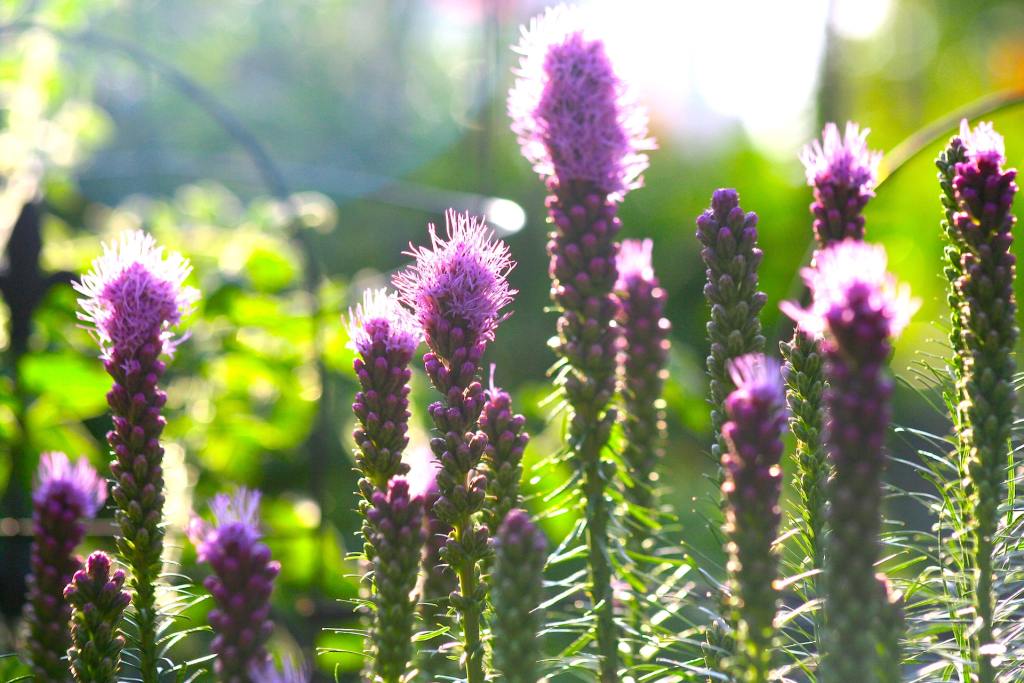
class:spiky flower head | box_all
[34,451,107,518]
[508,3,654,198]
[959,118,1006,165]
[725,353,786,421]
[782,240,918,347]
[800,122,881,193]
[615,237,655,289]
[188,487,263,562]
[250,657,310,683]
[346,287,421,358]
[75,230,199,362]
[393,209,516,354]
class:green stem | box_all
[454,520,485,683]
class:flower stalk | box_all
[64,551,131,683]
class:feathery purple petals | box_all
[249,657,311,683]
[508,4,654,198]
[75,230,198,363]
[394,209,515,356]
[346,287,421,359]
[189,489,279,682]
[23,452,106,681]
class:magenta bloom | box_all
[801,122,882,245]
[189,489,280,682]
[508,4,654,198]
[346,287,421,359]
[75,230,198,364]
[782,239,917,348]
[23,452,106,680]
[394,209,515,356]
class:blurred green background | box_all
[0,0,1022,679]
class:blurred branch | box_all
[879,87,1024,186]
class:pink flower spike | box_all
[508,4,655,198]
[726,353,786,413]
[800,122,881,192]
[34,452,107,518]
[959,118,1006,165]
[75,230,199,362]
[615,238,655,290]
[345,287,421,358]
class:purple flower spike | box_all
[64,551,131,683]
[23,452,106,681]
[346,287,421,360]
[394,209,515,358]
[615,239,671,513]
[480,369,530,534]
[782,241,917,682]
[189,489,280,683]
[76,230,198,678]
[250,657,310,683]
[394,210,516,683]
[949,118,1018,681]
[508,4,654,198]
[720,354,786,683]
[801,122,882,245]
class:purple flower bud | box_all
[65,551,131,683]
[508,5,654,198]
[800,122,881,245]
[492,509,547,683]
[720,354,786,683]
[480,369,530,534]
[782,241,916,682]
[23,452,105,681]
[189,489,279,680]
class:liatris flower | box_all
[720,354,786,683]
[188,489,280,682]
[492,509,547,683]
[394,209,515,683]
[347,287,421,492]
[480,368,530,535]
[936,135,970,392]
[615,238,670,513]
[697,189,767,464]
[508,9,653,678]
[365,477,427,683]
[250,657,311,683]
[874,574,904,683]
[22,452,106,681]
[783,240,918,683]
[403,446,458,680]
[948,119,1018,682]
[64,551,131,683]
[75,229,197,682]
[800,122,882,245]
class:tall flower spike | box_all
[22,452,106,681]
[615,238,671,513]
[75,229,197,683]
[874,574,904,683]
[697,189,767,464]
[947,119,1018,683]
[783,240,918,683]
[64,551,131,683]
[480,368,530,535]
[508,4,654,199]
[188,489,280,683]
[492,509,548,683]
[720,355,787,683]
[508,8,654,677]
[394,210,516,683]
[800,122,881,245]
[365,477,427,683]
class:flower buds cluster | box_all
[64,551,131,683]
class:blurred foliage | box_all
[0,0,1023,680]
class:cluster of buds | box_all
[784,240,917,683]
[64,551,131,683]
[947,120,1018,681]
[696,189,767,462]
[491,509,548,683]
[509,7,653,678]
[23,452,106,680]
[394,209,515,683]
[615,238,670,513]
[720,355,787,683]
[188,489,280,682]
[75,229,198,678]
[480,371,530,534]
